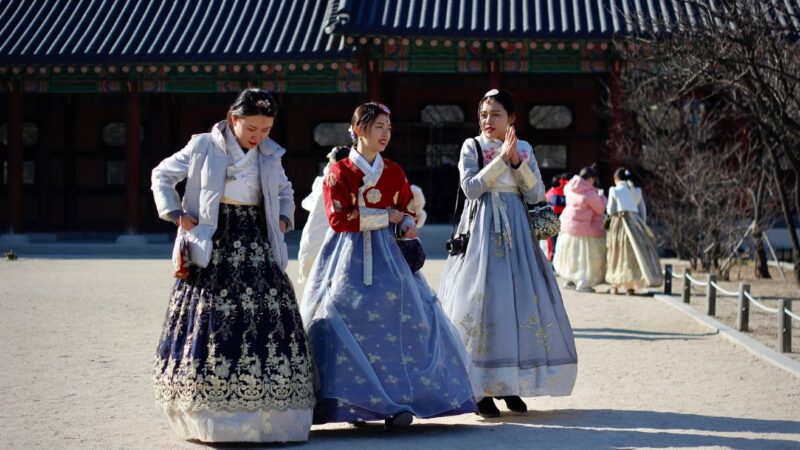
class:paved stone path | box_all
[1,258,798,449]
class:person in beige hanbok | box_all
[605,168,663,295]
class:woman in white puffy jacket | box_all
[150,89,315,443]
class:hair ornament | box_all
[347,125,357,141]
[368,102,391,114]
[484,88,500,97]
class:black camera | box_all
[445,232,470,256]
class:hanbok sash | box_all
[488,182,521,250]
[349,149,385,286]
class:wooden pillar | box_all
[737,283,751,332]
[682,269,692,304]
[607,59,623,175]
[367,59,381,101]
[488,60,501,89]
[7,81,23,233]
[706,274,717,316]
[148,94,170,231]
[778,299,792,353]
[124,81,141,234]
[664,264,673,295]
[64,94,77,230]
[37,94,56,230]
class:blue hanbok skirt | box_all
[301,227,477,424]
[439,191,578,398]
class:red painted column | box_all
[607,59,623,175]
[7,81,23,233]
[488,60,501,89]
[124,81,141,234]
[367,59,381,101]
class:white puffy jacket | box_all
[151,121,294,271]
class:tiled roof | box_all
[325,0,800,39]
[0,0,357,65]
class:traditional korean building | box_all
[0,0,681,237]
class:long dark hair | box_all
[226,88,277,127]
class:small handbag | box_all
[445,138,483,256]
[528,202,561,241]
[173,236,191,280]
[396,225,426,272]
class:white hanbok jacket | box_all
[151,121,294,270]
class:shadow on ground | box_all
[573,327,718,341]
[197,409,800,449]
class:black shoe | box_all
[497,396,528,413]
[476,397,501,418]
[384,411,413,428]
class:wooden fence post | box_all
[682,269,692,304]
[778,299,792,353]
[706,274,717,316]
[737,283,750,332]
[664,264,672,295]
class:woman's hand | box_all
[387,208,405,224]
[178,214,198,232]
[499,125,519,165]
[400,221,419,239]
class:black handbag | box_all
[396,225,426,272]
[445,138,483,256]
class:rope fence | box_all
[663,264,795,353]
[744,291,780,313]
[685,274,707,286]
[709,281,739,297]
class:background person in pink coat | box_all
[553,166,608,292]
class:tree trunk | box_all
[752,174,770,278]
[752,226,771,278]
[794,174,800,283]
[769,145,800,284]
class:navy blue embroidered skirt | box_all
[153,204,315,442]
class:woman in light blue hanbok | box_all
[301,103,476,428]
[438,89,578,418]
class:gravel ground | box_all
[1,258,799,450]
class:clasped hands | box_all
[387,208,418,238]
[498,125,521,167]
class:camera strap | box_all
[449,137,484,239]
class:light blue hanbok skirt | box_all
[439,191,578,398]
[301,228,476,424]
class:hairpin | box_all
[256,99,271,110]
[624,169,631,176]
[484,89,500,97]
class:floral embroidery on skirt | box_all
[153,204,315,414]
